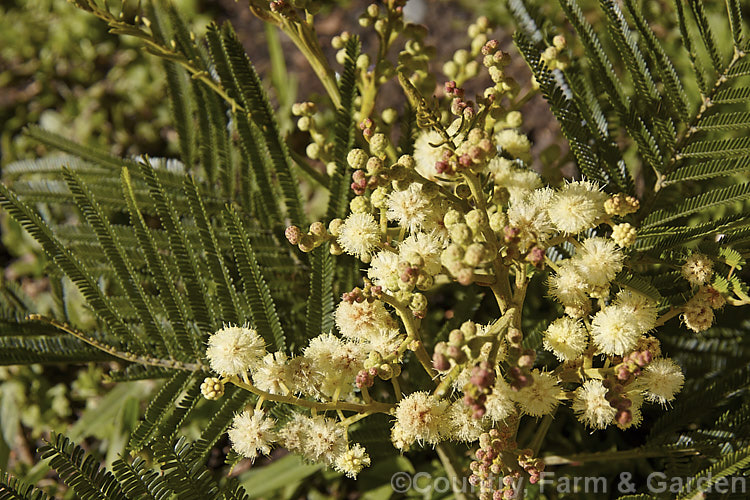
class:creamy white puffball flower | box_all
[488,157,542,204]
[573,237,624,292]
[206,325,266,377]
[392,391,449,449]
[368,250,401,292]
[399,231,445,276]
[413,119,463,180]
[591,305,642,356]
[508,188,555,250]
[303,334,366,398]
[548,261,590,316]
[447,400,487,443]
[543,316,588,361]
[337,213,381,260]
[279,414,348,465]
[640,358,684,406]
[495,129,531,162]
[252,351,291,395]
[572,380,616,430]
[547,180,608,234]
[682,253,714,286]
[334,444,371,478]
[484,378,517,423]
[363,327,403,357]
[387,183,434,234]
[614,290,658,334]
[228,410,277,460]
[512,370,562,417]
[335,299,394,342]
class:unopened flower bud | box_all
[347,148,368,170]
[285,225,302,245]
[370,133,388,157]
[200,377,224,400]
[309,221,326,237]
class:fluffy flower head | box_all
[572,380,616,430]
[228,410,276,460]
[279,414,347,464]
[387,183,434,234]
[573,237,624,292]
[591,305,642,356]
[335,299,393,342]
[543,316,588,361]
[640,358,684,406]
[337,213,381,259]
[392,391,449,449]
[489,157,542,204]
[303,334,365,398]
[512,370,562,417]
[614,290,658,334]
[399,231,444,276]
[206,325,265,377]
[547,180,607,234]
[368,251,401,292]
[682,253,714,286]
[334,444,371,478]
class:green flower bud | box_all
[471,34,488,55]
[330,242,344,255]
[350,196,371,214]
[356,53,371,70]
[449,329,465,346]
[444,209,463,228]
[465,209,487,232]
[366,156,383,175]
[371,187,389,208]
[358,15,372,27]
[309,221,326,237]
[336,49,348,65]
[442,60,458,79]
[416,272,434,290]
[409,293,428,313]
[553,34,567,50]
[328,218,344,236]
[370,133,388,157]
[347,148,368,170]
[297,116,311,131]
[463,243,486,267]
[299,234,315,252]
[398,154,416,170]
[450,223,473,245]
[365,351,383,369]
[505,110,523,128]
[453,49,471,66]
[465,60,480,78]
[306,142,320,160]
[366,3,379,17]
[489,211,507,233]
[326,162,337,176]
[381,108,398,125]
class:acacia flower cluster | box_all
[195,5,744,496]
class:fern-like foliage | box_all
[2,433,249,500]
[510,0,750,259]
[0,4,309,469]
